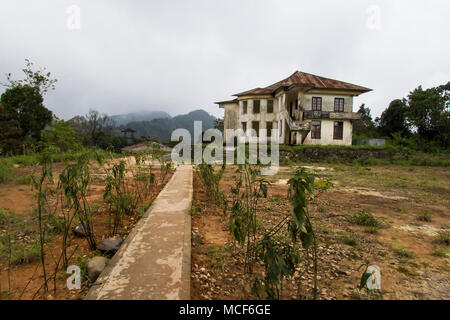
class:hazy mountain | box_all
[121,109,216,143]
[111,110,171,126]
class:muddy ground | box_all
[191,164,450,300]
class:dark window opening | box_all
[267,100,274,113]
[334,98,344,112]
[252,121,260,137]
[311,120,321,139]
[267,122,273,137]
[243,101,247,114]
[333,121,343,140]
[312,97,322,111]
[253,100,260,114]
[242,122,247,133]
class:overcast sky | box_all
[0,0,448,120]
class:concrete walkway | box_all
[85,165,193,300]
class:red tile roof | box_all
[233,71,372,97]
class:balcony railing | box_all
[303,111,361,120]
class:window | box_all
[311,120,321,139]
[266,122,273,137]
[253,100,260,114]
[267,100,274,113]
[334,98,344,112]
[252,121,260,137]
[312,97,322,111]
[333,121,343,140]
[243,101,248,114]
[279,120,283,136]
[242,122,247,133]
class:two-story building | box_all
[216,71,371,145]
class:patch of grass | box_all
[351,210,381,228]
[15,174,32,185]
[417,210,432,222]
[0,161,13,183]
[394,246,415,258]
[339,233,357,246]
[0,237,41,266]
[435,231,450,246]
[433,247,447,257]
[207,244,229,272]
[137,199,154,216]
[365,226,379,234]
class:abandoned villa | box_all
[216,71,372,145]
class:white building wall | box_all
[302,120,353,145]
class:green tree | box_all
[0,85,52,148]
[406,82,450,147]
[2,59,57,95]
[353,104,377,137]
[377,99,410,138]
[0,103,23,155]
[39,116,82,153]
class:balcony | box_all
[303,111,361,120]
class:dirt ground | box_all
[191,164,450,300]
[0,157,172,300]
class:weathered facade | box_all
[216,71,371,146]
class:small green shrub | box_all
[339,233,357,246]
[417,211,432,222]
[15,174,32,185]
[351,210,381,227]
[394,246,414,258]
[435,231,450,246]
[365,226,379,234]
[0,161,13,183]
[433,247,447,257]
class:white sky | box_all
[0,0,448,120]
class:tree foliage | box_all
[406,82,450,146]
[39,117,82,153]
[377,99,410,138]
[0,85,52,151]
[353,104,377,138]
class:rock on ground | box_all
[97,237,123,255]
[87,256,109,282]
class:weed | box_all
[365,226,379,234]
[0,161,13,183]
[435,231,450,246]
[417,211,432,222]
[339,233,358,246]
[433,247,447,257]
[394,246,415,258]
[351,210,381,228]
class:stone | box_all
[192,231,204,244]
[87,256,109,282]
[98,237,123,255]
[73,223,88,237]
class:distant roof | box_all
[215,98,238,105]
[233,71,372,97]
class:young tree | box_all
[377,99,410,138]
